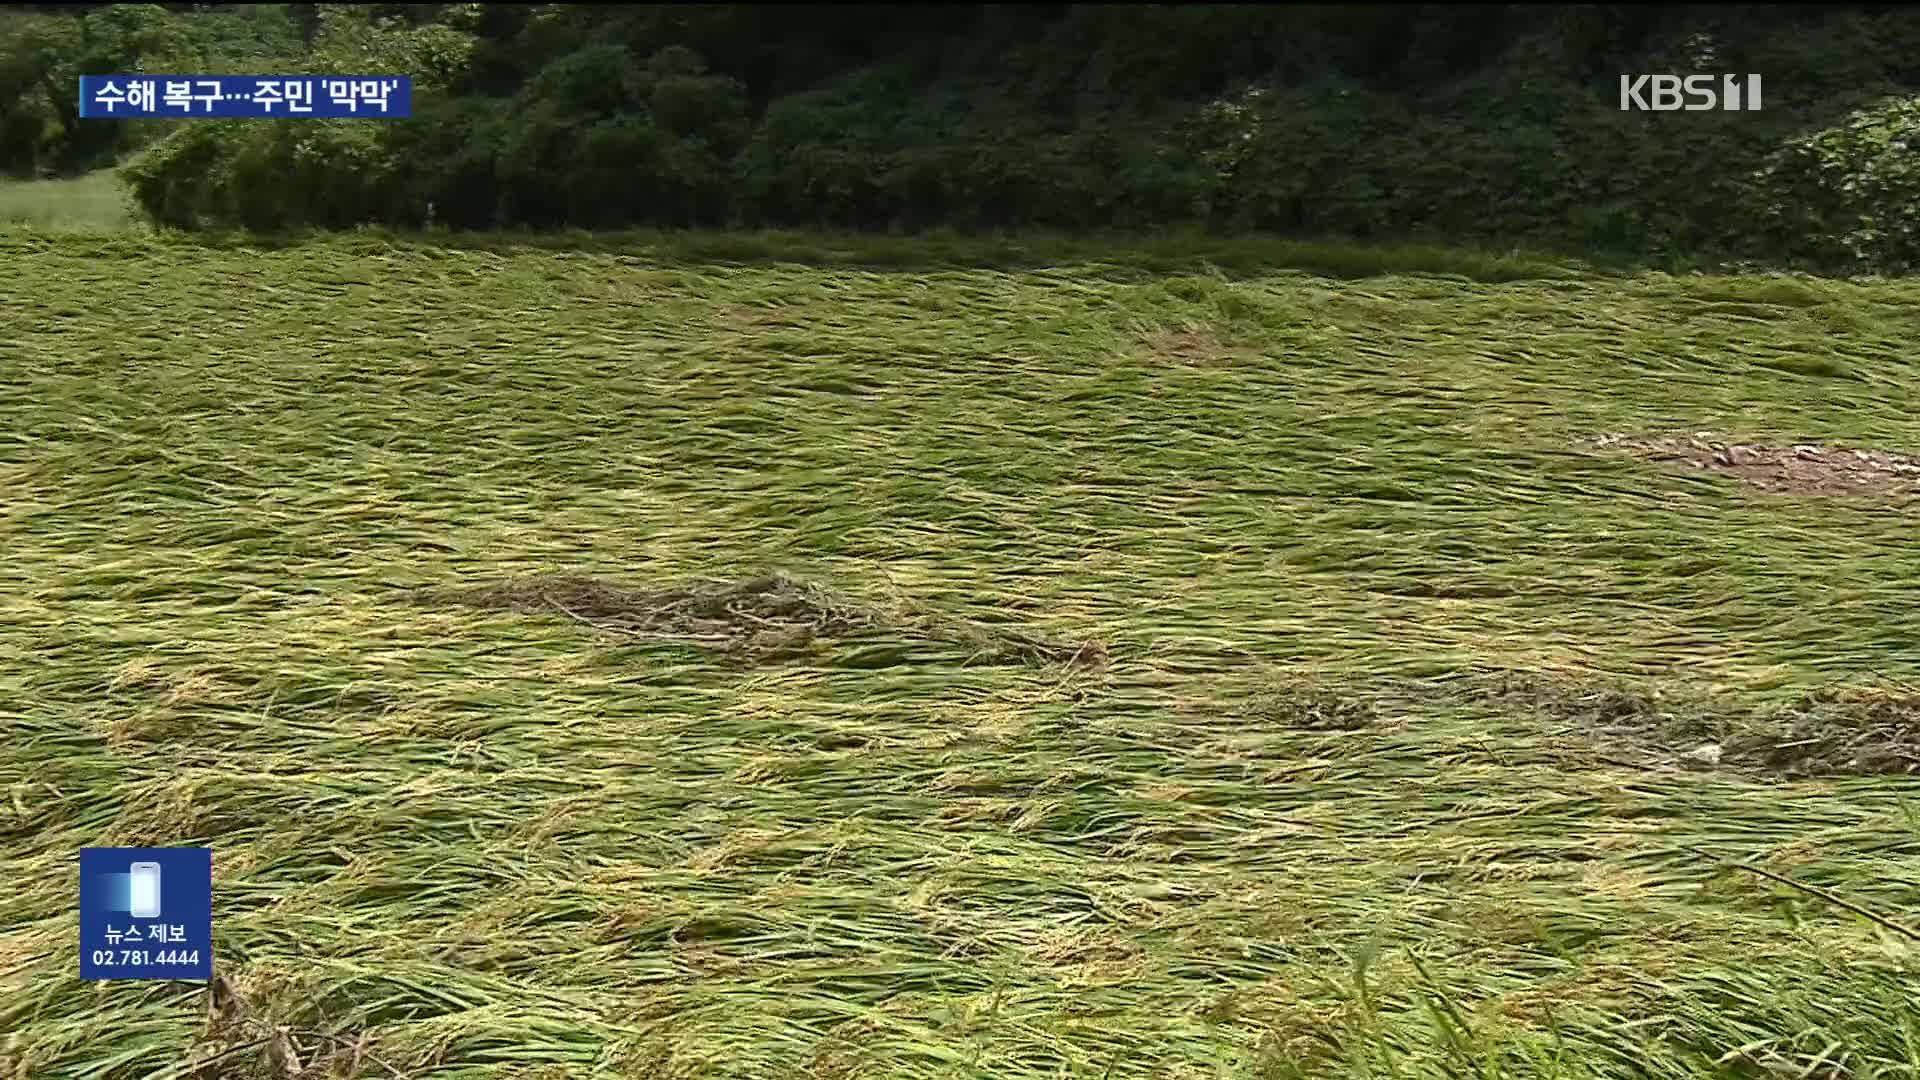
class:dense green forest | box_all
[3,3,1919,271]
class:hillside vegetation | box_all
[3,4,1920,271]
[4,231,1920,1077]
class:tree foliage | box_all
[7,3,1920,272]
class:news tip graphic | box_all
[79,75,412,119]
[79,847,213,981]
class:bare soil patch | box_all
[417,573,1108,670]
[1591,432,1920,497]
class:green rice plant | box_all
[3,231,1919,1078]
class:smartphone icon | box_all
[128,862,162,919]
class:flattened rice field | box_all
[5,232,1920,1079]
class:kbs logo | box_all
[1619,74,1762,112]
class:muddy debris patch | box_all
[1142,327,1259,367]
[1589,432,1920,497]
[418,573,1108,670]
[1726,687,1920,776]
[189,973,381,1080]
[1240,685,1380,731]
[1480,673,1920,777]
